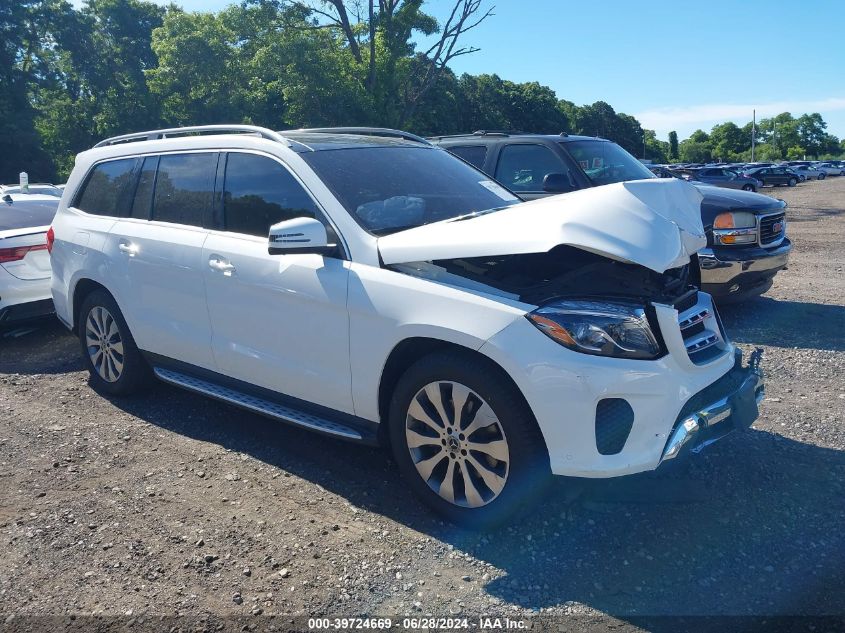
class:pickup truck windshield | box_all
[563,140,656,187]
[301,146,520,235]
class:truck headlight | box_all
[527,300,661,360]
[713,211,757,245]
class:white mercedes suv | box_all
[50,125,764,525]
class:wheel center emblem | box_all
[447,436,460,451]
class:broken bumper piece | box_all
[660,348,764,463]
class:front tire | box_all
[742,184,755,192]
[78,290,151,396]
[788,178,797,187]
[819,173,826,180]
[388,350,550,527]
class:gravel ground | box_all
[1,178,843,629]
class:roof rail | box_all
[283,127,431,145]
[93,125,290,148]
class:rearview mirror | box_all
[268,217,336,256]
[542,172,574,193]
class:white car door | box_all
[107,152,217,369]
[202,151,353,414]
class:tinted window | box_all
[152,153,216,226]
[563,140,656,186]
[494,144,566,192]
[301,146,519,235]
[130,156,157,220]
[447,145,488,170]
[75,159,136,217]
[223,153,319,237]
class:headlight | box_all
[527,300,661,360]
[713,211,757,245]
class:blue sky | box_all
[72,0,845,141]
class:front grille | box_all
[759,212,785,245]
[674,292,727,364]
[595,398,634,455]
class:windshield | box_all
[301,146,520,235]
[563,140,656,187]
[2,185,62,197]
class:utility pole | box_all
[751,109,756,162]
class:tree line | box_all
[3,0,843,182]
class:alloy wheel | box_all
[405,381,509,508]
[85,306,125,383]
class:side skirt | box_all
[143,352,379,445]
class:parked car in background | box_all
[679,167,762,192]
[431,131,792,302]
[0,193,58,326]
[647,165,684,179]
[50,125,766,526]
[1,183,63,198]
[815,162,845,176]
[742,166,799,187]
[792,165,825,180]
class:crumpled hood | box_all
[378,179,706,273]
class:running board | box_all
[153,367,365,441]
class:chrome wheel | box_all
[85,306,124,383]
[405,381,509,508]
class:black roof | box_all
[429,131,611,144]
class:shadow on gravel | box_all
[108,383,845,618]
[0,318,80,374]
[719,296,845,352]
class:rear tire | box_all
[388,350,551,528]
[788,178,797,187]
[78,290,151,396]
[741,184,755,192]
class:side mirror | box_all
[268,217,336,256]
[2,194,12,204]
[542,172,574,193]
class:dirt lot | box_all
[1,178,844,629]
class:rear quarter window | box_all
[74,159,136,217]
[446,145,489,171]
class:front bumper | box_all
[660,348,764,464]
[698,238,792,299]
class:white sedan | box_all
[0,194,59,326]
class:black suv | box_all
[430,131,792,302]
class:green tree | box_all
[668,130,678,161]
[643,129,668,163]
[678,139,711,163]
[710,121,747,161]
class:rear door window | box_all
[222,153,319,237]
[446,145,488,171]
[494,144,566,192]
[75,159,136,217]
[151,153,217,227]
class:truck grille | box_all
[759,212,785,246]
[674,291,727,364]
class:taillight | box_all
[0,244,48,264]
[46,226,55,254]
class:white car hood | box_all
[378,179,707,273]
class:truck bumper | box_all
[698,238,792,301]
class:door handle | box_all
[118,240,138,256]
[208,257,235,274]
